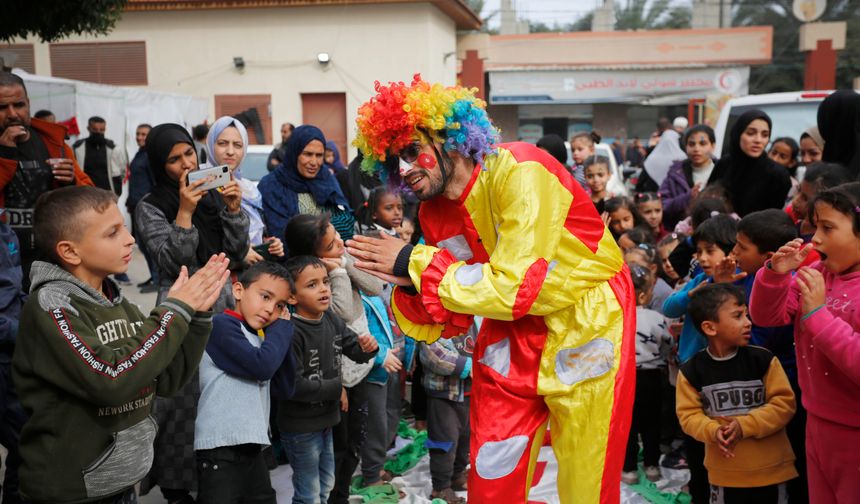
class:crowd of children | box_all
[578,116,860,504]
[3,97,860,504]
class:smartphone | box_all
[187,164,231,191]
[253,243,274,261]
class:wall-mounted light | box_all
[317,52,331,65]
[233,57,245,70]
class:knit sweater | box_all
[276,311,377,433]
[328,253,384,387]
[750,262,860,427]
[195,311,294,450]
[12,261,209,503]
[676,345,797,488]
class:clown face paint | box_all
[418,152,437,170]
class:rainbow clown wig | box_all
[353,74,500,180]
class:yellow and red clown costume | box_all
[354,75,635,504]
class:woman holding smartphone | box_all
[135,123,250,504]
[206,116,284,264]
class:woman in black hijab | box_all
[135,124,249,502]
[818,89,860,179]
[713,109,791,216]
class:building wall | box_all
[486,104,518,142]
[18,3,458,156]
[592,103,629,141]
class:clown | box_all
[346,75,635,504]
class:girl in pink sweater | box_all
[750,182,860,504]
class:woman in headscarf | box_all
[712,109,791,217]
[817,89,860,179]
[324,139,347,176]
[206,116,284,265]
[659,124,723,229]
[258,125,353,247]
[135,123,249,503]
[636,129,687,193]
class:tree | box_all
[614,0,691,30]
[732,0,860,93]
[465,0,499,32]
[1,0,128,43]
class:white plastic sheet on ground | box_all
[269,435,690,503]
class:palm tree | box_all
[732,0,860,93]
[614,0,692,30]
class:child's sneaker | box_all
[644,465,661,482]
[621,471,639,485]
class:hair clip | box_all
[710,210,720,217]
[855,206,860,214]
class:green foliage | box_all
[1,0,128,43]
[733,0,860,93]
[614,0,691,30]
[465,0,499,32]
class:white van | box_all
[713,91,833,157]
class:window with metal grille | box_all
[0,44,35,73]
[50,41,147,85]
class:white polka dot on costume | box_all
[479,337,511,377]
[554,338,614,386]
[475,435,529,480]
[455,263,484,286]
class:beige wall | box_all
[18,3,458,157]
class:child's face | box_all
[585,165,610,194]
[768,142,796,169]
[233,274,291,330]
[624,250,657,275]
[373,193,403,230]
[638,200,663,232]
[315,224,344,259]
[287,264,332,318]
[608,208,635,236]
[810,202,860,274]
[397,220,415,244]
[732,231,770,275]
[571,139,593,165]
[694,240,727,277]
[325,149,335,165]
[61,203,135,279]
[617,234,636,250]
[791,180,816,221]
[703,298,752,349]
[658,242,680,281]
[800,137,823,165]
[685,131,714,167]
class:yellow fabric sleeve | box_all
[676,371,721,444]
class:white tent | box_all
[13,69,208,162]
[11,70,208,223]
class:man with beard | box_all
[72,116,128,195]
[0,72,92,282]
[345,75,635,504]
[267,121,295,170]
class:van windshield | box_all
[721,101,821,157]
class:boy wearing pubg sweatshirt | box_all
[12,186,229,503]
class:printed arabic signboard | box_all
[489,67,749,105]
